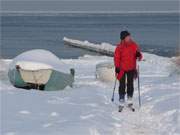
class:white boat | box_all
[8,49,75,91]
[96,61,115,82]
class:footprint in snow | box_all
[80,114,95,120]
[5,132,16,135]
[19,110,31,115]
[42,123,53,128]
[47,96,69,104]
[146,97,153,101]
[50,112,59,117]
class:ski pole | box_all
[137,64,141,108]
[111,76,117,102]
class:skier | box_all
[114,30,143,112]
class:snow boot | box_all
[118,99,125,112]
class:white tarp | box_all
[19,68,52,84]
[16,61,52,70]
[16,61,53,84]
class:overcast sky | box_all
[1,0,179,13]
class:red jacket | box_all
[114,40,142,80]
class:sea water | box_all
[1,13,179,59]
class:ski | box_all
[127,104,135,112]
[118,104,135,112]
[118,105,124,112]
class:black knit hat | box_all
[120,31,130,40]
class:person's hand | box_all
[136,51,141,58]
[115,67,120,74]
[136,51,141,61]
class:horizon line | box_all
[1,10,179,14]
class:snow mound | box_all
[171,56,180,75]
[9,49,70,73]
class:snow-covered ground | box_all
[0,53,180,135]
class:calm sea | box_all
[1,13,179,59]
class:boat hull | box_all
[8,68,74,91]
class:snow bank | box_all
[1,53,180,135]
[171,56,180,75]
[63,37,115,56]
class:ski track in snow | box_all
[0,53,180,135]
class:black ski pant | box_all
[119,70,135,100]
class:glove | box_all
[115,67,120,74]
[136,51,141,58]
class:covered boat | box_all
[8,49,75,91]
[95,61,115,82]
